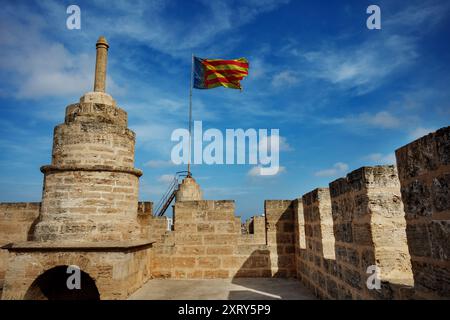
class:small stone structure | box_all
[0,36,448,300]
[175,176,203,202]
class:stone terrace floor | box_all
[128,278,316,300]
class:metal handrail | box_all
[153,179,177,215]
[154,171,190,216]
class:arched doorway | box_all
[24,265,100,300]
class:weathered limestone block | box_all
[303,188,335,260]
[1,243,152,300]
[31,88,144,243]
[34,169,142,242]
[329,165,414,299]
[296,188,337,299]
[0,203,40,283]
[264,200,297,277]
[52,122,135,167]
[175,176,203,202]
[396,126,450,299]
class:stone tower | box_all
[175,176,203,202]
[33,36,143,242]
[1,37,153,300]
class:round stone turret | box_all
[175,176,203,202]
[33,37,143,242]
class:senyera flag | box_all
[193,57,249,90]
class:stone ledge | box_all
[1,239,154,252]
[40,164,143,177]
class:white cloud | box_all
[321,111,400,129]
[363,153,396,165]
[158,174,175,184]
[408,127,436,140]
[144,160,176,168]
[282,2,450,96]
[271,71,299,88]
[83,0,290,58]
[247,165,286,177]
[384,2,450,31]
[314,162,349,177]
[366,111,400,129]
[0,0,290,100]
[297,35,417,94]
[0,3,123,99]
[247,57,267,80]
[257,135,293,154]
[247,166,261,176]
[203,186,252,196]
[131,122,174,147]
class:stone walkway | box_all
[128,278,316,300]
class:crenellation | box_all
[396,126,450,299]
[330,166,413,298]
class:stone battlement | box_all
[146,127,449,299]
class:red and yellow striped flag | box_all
[193,57,249,90]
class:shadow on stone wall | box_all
[271,202,296,278]
[26,207,41,241]
[229,202,299,299]
[234,249,272,278]
[230,249,279,299]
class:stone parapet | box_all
[328,166,413,299]
[264,200,297,278]
[396,126,450,299]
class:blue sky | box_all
[0,0,449,220]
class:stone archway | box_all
[24,265,100,300]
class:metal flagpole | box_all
[187,54,194,177]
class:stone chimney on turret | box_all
[94,36,109,92]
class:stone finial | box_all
[175,176,203,202]
[94,36,109,92]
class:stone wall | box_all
[296,188,338,298]
[264,200,297,277]
[150,200,297,279]
[240,216,265,245]
[0,203,40,283]
[291,128,449,300]
[330,166,413,299]
[295,166,414,299]
[0,201,152,294]
[2,245,152,300]
[396,126,450,299]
